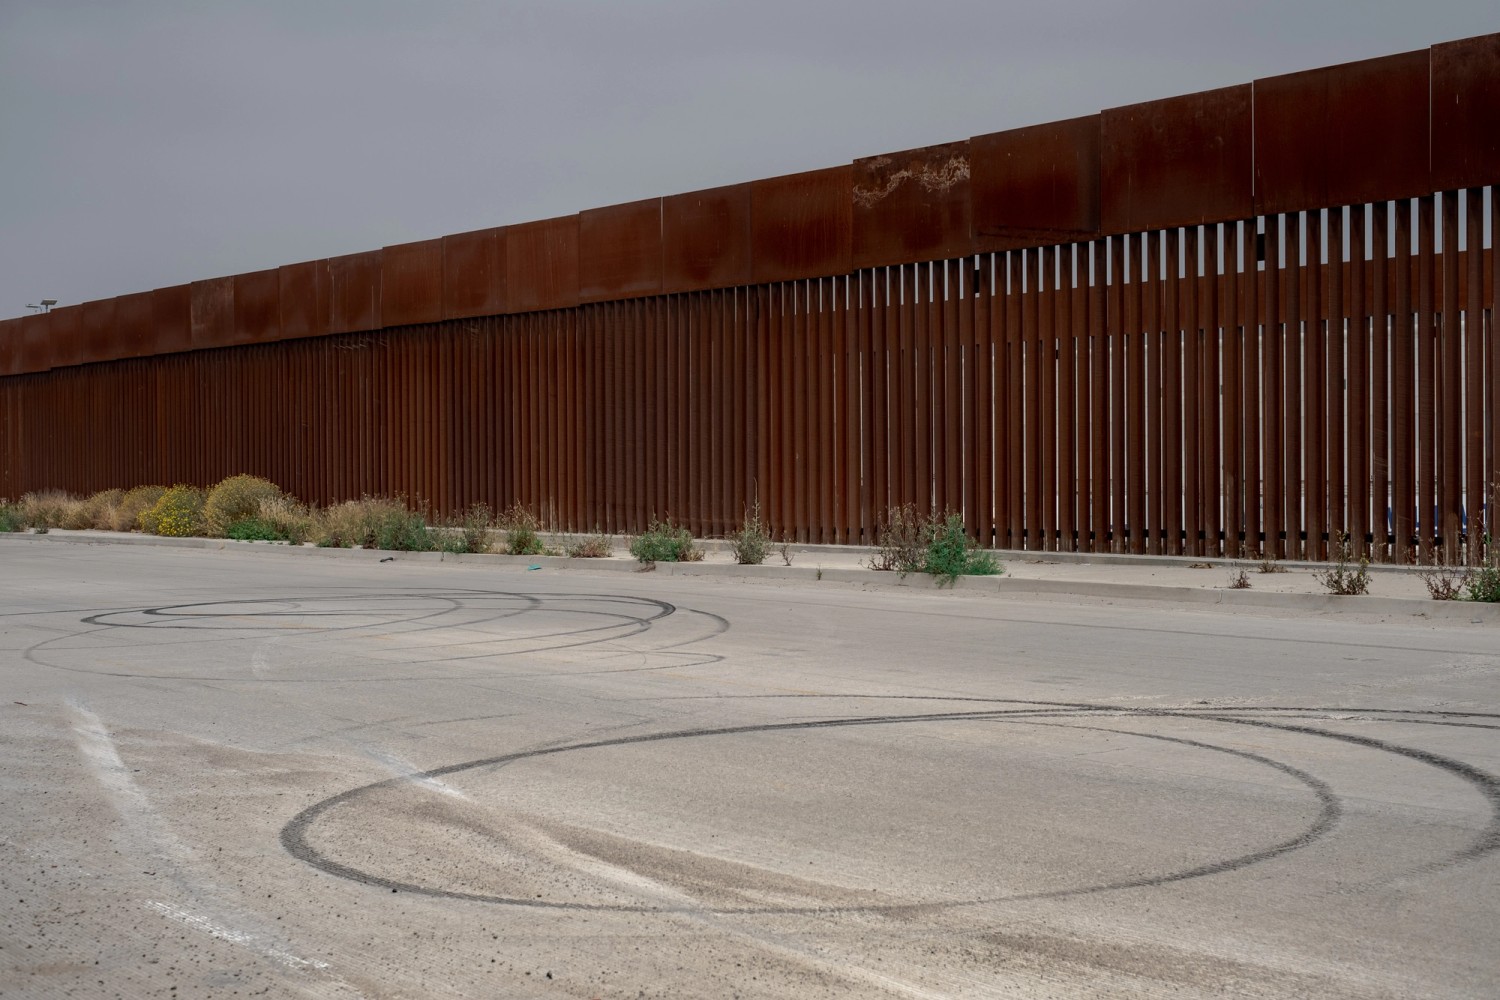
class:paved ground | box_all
[2,540,1498,998]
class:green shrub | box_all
[141,485,207,537]
[226,517,284,542]
[371,508,434,551]
[1467,563,1500,603]
[0,502,24,532]
[498,504,544,556]
[630,519,701,563]
[728,501,770,565]
[923,512,1001,584]
[204,475,283,536]
[116,485,166,531]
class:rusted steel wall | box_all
[2,34,1498,563]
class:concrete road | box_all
[2,542,1497,999]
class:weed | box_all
[497,504,544,555]
[727,501,770,565]
[255,495,316,544]
[18,490,81,529]
[69,489,125,530]
[1227,566,1252,589]
[868,503,928,574]
[205,475,283,535]
[630,519,700,563]
[1313,532,1370,596]
[565,531,613,558]
[459,503,494,554]
[0,501,24,532]
[777,539,795,566]
[116,485,167,531]
[1421,565,1472,601]
[316,496,431,550]
[140,485,207,537]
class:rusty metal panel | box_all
[233,268,281,344]
[326,250,383,334]
[0,317,23,376]
[278,260,329,341]
[972,115,1101,251]
[508,216,579,313]
[662,183,752,294]
[45,304,85,368]
[751,165,852,283]
[151,284,193,356]
[70,299,117,369]
[113,292,153,361]
[190,275,235,350]
[852,141,971,269]
[1255,50,1430,214]
[1432,34,1500,192]
[441,227,507,320]
[16,312,52,373]
[382,238,443,327]
[1102,85,1252,234]
[579,198,663,303]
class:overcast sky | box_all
[1,1,1493,317]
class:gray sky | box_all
[1,1,1493,317]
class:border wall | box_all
[2,34,1498,562]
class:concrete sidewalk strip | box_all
[3,527,1496,621]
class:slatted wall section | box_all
[4,196,1492,564]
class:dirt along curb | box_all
[3,527,1497,623]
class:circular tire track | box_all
[24,590,727,682]
[281,699,1500,914]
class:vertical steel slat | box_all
[1441,191,1463,563]
[1392,202,1415,561]
[1490,187,1500,550]
[1464,190,1484,562]
[945,259,963,522]
[1088,242,1108,552]
[1058,245,1076,551]
[1005,253,1023,549]
[961,260,979,537]
[1023,250,1040,549]
[1040,248,1058,551]
[1263,217,1284,558]
[1182,226,1201,556]
[1306,210,1327,560]
[1417,196,1436,562]
[1285,212,1304,560]
[914,263,933,515]
[1162,229,1181,555]
[990,255,1010,548]
[858,272,877,541]
[1224,224,1246,556]
[776,284,794,540]
[1327,209,1347,553]
[1349,207,1370,558]
[975,256,995,547]
[899,265,917,511]
[1128,239,1140,560]
[817,277,835,542]
[1141,233,1159,554]
[1205,226,1224,556]
[733,289,750,533]
[752,288,769,522]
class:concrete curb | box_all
[4,528,1496,621]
